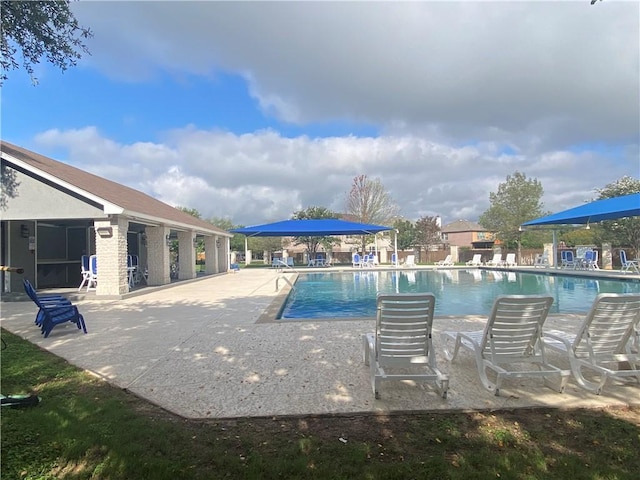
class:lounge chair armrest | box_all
[456,331,482,350]
[542,330,574,350]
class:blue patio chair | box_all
[24,279,85,338]
[584,250,599,270]
[23,279,71,326]
[78,255,91,290]
[286,257,294,267]
[352,253,363,268]
[620,250,639,274]
[391,253,398,266]
[561,251,576,269]
[39,302,87,338]
[87,255,98,291]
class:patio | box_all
[1,268,638,419]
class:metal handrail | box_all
[275,274,295,292]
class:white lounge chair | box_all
[363,293,449,399]
[403,254,416,268]
[485,253,503,267]
[543,293,640,394]
[441,295,568,396]
[620,250,639,274]
[436,255,454,267]
[466,254,482,267]
[504,253,517,267]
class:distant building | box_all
[440,219,496,249]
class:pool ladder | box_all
[275,274,295,292]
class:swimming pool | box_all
[278,269,640,320]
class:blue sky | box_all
[2,1,639,226]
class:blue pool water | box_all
[278,270,640,320]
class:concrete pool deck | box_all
[1,267,639,419]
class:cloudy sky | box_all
[3,0,639,227]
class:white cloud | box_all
[72,1,639,152]
[26,2,637,227]
[34,126,637,226]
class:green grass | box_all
[2,328,639,479]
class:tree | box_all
[1,0,93,85]
[177,206,201,219]
[345,175,399,252]
[595,176,640,256]
[414,216,441,263]
[560,228,597,248]
[291,206,340,257]
[209,217,245,253]
[393,218,417,251]
[479,171,547,263]
[0,161,19,210]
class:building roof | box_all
[441,219,487,233]
[1,141,230,236]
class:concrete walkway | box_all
[1,269,639,419]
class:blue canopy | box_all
[522,193,640,227]
[230,219,392,237]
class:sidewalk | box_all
[1,269,638,419]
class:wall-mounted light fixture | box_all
[141,232,147,247]
[216,238,221,248]
[193,237,198,248]
[20,224,30,238]
[166,235,172,246]
[96,226,113,237]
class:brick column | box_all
[177,231,196,280]
[94,217,128,296]
[146,226,170,285]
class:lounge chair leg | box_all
[362,334,371,366]
[570,361,607,394]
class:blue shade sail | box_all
[522,193,640,227]
[230,219,392,237]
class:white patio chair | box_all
[441,295,568,396]
[352,253,363,268]
[363,293,449,399]
[543,293,640,394]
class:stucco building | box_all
[1,141,232,297]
